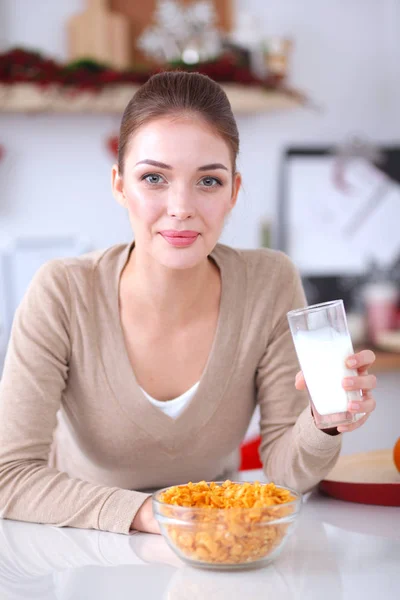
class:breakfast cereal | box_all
[158,481,297,565]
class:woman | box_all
[0,72,377,536]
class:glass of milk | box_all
[287,300,362,429]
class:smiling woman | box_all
[0,71,377,537]
[111,72,241,272]
[113,118,240,270]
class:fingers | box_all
[337,412,369,433]
[342,374,377,392]
[346,349,376,370]
[295,362,377,436]
[295,371,306,390]
[348,396,376,414]
[339,382,376,432]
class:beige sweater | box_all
[0,243,341,534]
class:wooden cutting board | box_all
[319,449,400,506]
[67,0,131,70]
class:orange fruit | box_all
[394,437,400,472]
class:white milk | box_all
[293,327,361,415]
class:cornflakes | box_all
[158,481,298,566]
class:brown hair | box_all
[118,70,239,175]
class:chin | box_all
[155,248,207,270]
[153,236,214,270]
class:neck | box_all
[122,246,219,326]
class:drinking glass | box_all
[287,300,362,429]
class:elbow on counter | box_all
[0,457,49,523]
[262,442,341,496]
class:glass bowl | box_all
[152,482,302,570]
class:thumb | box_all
[295,371,307,391]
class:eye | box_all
[142,173,165,185]
[198,176,222,188]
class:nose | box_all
[167,187,195,220]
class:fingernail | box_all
[347,359,357,367]
[343,378,354,387]
[350,402,360,411]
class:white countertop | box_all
[1,470,399,600]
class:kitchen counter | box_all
[1,469,399,600]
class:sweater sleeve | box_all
[0,261,150,534]
[255,253,342,494]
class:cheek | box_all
[125,188,161,224]
[201,192,232,223]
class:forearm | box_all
[0,459,150,534]
[260,407,342,494]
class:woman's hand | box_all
[295,349,377,433]
[131,497,160,534]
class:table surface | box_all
[1,469,399,600]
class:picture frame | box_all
[277,146,400,309]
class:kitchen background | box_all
[0,0,399,457]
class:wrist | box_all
[130,497,150,531]
[310,406,340,436]
[130,496,160,534]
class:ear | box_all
[111,164,127,208]
[229,172,242,210]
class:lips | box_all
[159,230,199,247]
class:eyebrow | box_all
[135,159,228,171]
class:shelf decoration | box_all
[137,0,222,65]
[66,0,131,71]
[0,47,307,113]
[0,0,311,113]
[110,0,234,68]
[0,47,294,90]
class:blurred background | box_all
[0,0,399,456]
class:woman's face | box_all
[112,116,241,270]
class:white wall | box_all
[0,0,399,453]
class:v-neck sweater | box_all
[0,242,342,535]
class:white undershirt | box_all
[139,381,200,418]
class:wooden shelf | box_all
[0,82,302,115]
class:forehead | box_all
[127,116,231,166]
